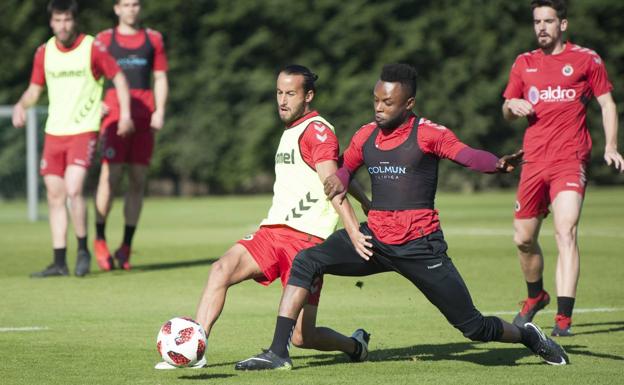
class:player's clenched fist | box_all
[506,98,534,118]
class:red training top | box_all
[96,27,168,120]
[342,114,467,244]
[503,42,613,162]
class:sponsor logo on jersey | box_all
[368,161,407,180]
[566,182,580,188]
[117,56,149,68]
[275,149,295,165]
[527,85,576,105]
[242,234,254,241]
[526,68,538,72]
[45,68,87,78]
[562,64,574,77]
[515,200,521,212]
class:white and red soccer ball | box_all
[156,317,206,367]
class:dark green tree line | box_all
[1,0,622,197]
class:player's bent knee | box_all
[513,233,534,252]
[461,316,503,342]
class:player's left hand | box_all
[497,149,524,173]
[117,116,135,137]
[345,227,373,261]
[604,147,624,172]
[150,109,165,132]
[324,174,347,203]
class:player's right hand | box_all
[324,174,347,203]
[497,149,524,173]
[12,103,26,128]
[604,147,624,172]
[346,227,373,261]
[506,98,534,117]
[117,117,135,137]
[101,102,110,118]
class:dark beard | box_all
[376,112,408,131]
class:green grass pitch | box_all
[1,188,623,384]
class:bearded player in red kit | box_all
[502,0,623,336]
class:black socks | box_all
[269,316,296,358]
[527,278,544,298]
[53,248,67,266]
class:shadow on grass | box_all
[293,339,624,368]
[570,320,624,336]
[132,258,218,272]
[178,373,235,380]
[202,337,624,371]
[293,342,539,368]
[89,257,218,276]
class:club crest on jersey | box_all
[528,86,540,105]
[562,64,574,77]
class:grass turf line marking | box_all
[443,227,624,238]
[485,307,624,316]
[0,326,49,332]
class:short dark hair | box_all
[279,64,318,93]
[48,0,78,17]
[380,63,418,98]
[530,0,567,20]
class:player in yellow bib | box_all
[155,65,371,369]
[12,0,133,278]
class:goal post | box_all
[0,105,41,222]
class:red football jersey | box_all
[503,42,613,162]
[96,27,168,121]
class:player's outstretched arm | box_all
[597,92,624,172]
[502,98,534,121]
[316,160,372,260]
[452,146,523,174]
[12,84,43,128]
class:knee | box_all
[461,316,503,342]
[513,231,536,253]
[290,329,314,349]
[208,259,230,284]
[554,226,576,247]
[47,189,65,205]
[65,185,83,200]
[127,178,145,195]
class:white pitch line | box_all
[443,227,624,238]
[485,307,624,316]
[0,326,49,332]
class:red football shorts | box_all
[40,132,98,177]
[100,117,154,165]
[238,225,325,306]
[515,160,587,219]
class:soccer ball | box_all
[156,317,206,367]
